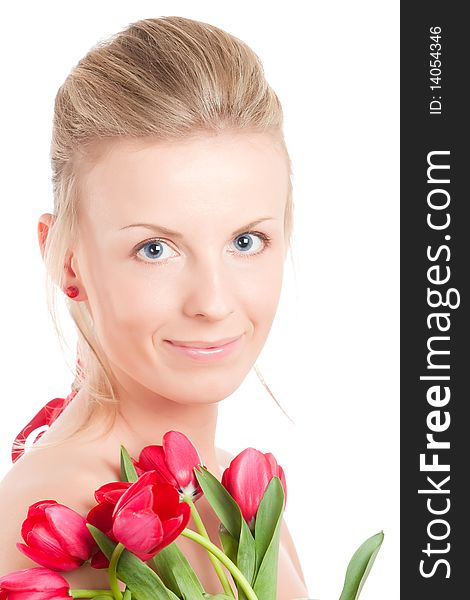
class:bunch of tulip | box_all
[0,431,383,599]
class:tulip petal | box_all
[46,505,94,560]
[5,592,70,600]
[92,466,193,563]
[0,591,71,600]
[225,448,272,524]
[221,467,229,489]
[20,515,40,542]
[20,501,58,541]
[87,502,115,539]
[90,549,110,570]
[131,456,145,477]
[116,485,155,517]
[277,464,288,506]
[94,481,131,503]
[24,500,59,519]
[113,506,164,557]
[0,567,69,590]
[264,452,279,473]
[263,452,288,504]
[138,446,177,486]
[157,505,191,549]
[25,522,66,556]
[113,471,158,515]
[16,542,81,572]
[163,431,202,489]
[151,483,183,520]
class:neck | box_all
[104,366,220,473]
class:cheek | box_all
[82,252,177,346]
[241,260,284,329]
[94,280,175,343]
[261,254,284,298]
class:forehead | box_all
[77,131,289,228]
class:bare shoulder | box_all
[0,444,111,579]
[215,446,234,469]
[279,517,309,589]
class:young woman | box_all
[0,16,308,598]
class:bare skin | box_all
[0,132,309,597]
[0,391,309,597]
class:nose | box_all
[182,256,235,321]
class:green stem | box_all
[70,592,113,599]
[108,542,125,600]
[181,527,259,600]
[184,496,235,598]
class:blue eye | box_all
[136,240,175,262]
[134,230,271,265]
[235,233,260,254]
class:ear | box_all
[37,213,88,302]
[37,213,54,260]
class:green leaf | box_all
[90,596,113,600]
[202,595,233,599]
[218,525,239,566]
[252,481,284,600]
[120,445,139,483]
[219,525,256,600]
[152,540,206,599]
[234,518,256,600]
[194,467,242,540]
[338,531,384,600]
[86,524,116,557]
[254,477,284,577]
[86,524,178,600]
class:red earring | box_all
[64,286,79,298]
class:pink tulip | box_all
[0,567,70,599]
[221,448,287,529]
[133,430,205,501]
[88,471,191,563]
[16,500,95,571]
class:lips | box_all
[166,335,241,349]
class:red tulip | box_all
[0,567,70,599]
[221,448,287,529]
[133,431,205,501]
[88,471,190,563]
[87,481,132,569]
[16,500,95,571]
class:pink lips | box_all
[164,335,244,362]
[167,336,241,349]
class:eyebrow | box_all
[119,217,276,238]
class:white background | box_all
[0,2,399,599]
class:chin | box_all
[168,376,246,406]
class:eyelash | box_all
[132,230,272,266]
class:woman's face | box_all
[72,131,289,404]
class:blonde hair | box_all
[35,16,294,450]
